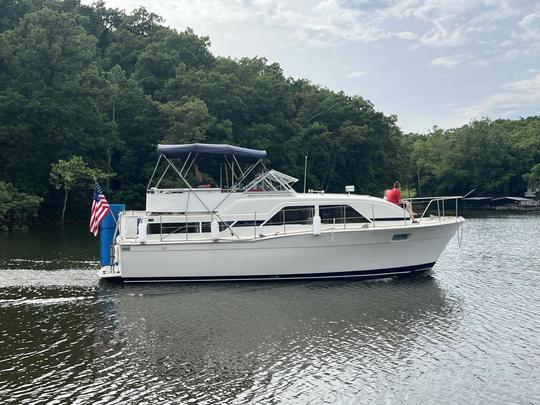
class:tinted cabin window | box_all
[266,206,315,225]
[201,222,231,232]
[232,220,265,227]
[319,205,369,224]
[147,222,200,234]
[149,221,231,234]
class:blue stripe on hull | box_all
[105,262,436,283]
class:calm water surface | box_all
[1,214,539,404]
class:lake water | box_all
[1,213,539,404]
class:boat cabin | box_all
[117,143,418,243]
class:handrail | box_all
[135,196,464,244]
[417,196,462,220]
[404,196,462,201]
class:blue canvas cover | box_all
[157,143,267,160]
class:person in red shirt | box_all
[387,181,417,223]
[387,182,401,205]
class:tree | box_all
[159,98,214,144]
[0,181,42,230]
[49,156,111,224]
[7,0,537,224]
[523,163,540,188]
[410,118,540,197]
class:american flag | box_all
[90,181,110,237]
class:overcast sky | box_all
[84,0,540,133]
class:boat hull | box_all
[100,218,462,283]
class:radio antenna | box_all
[303,155,308,193]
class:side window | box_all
[319,205,369,224]
[265,206,315,225]
[201,222,232,232]
[147,222,200,234]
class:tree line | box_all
[0,0,538,229]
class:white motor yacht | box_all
[98,143,464,282]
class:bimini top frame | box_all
[147,143,296,193]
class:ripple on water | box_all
[1,216,540,404]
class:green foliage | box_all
[50,156,112,223]
[523,163,540,187]
[409,117,540,197]
[0,0,407,223]
[159,98,213,144]
[0,181,42,230]
[1,0,538,226]
[50,156,108,191]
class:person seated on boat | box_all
[383,189,390,200]
[194,164,215,188]
[387,181,417,223]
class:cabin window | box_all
[265,206,315,226]
[392,233,410,241]
[148,221,232,234]
[231,220,265,227]
[147,222,200,234]
[319,205,369,224]
[201,222,231,232]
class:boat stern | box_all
[98,265,122,282]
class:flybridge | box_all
[146,143,298,213]
[148,143,296,193]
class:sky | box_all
[83,0,540,133]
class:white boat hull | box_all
[99,218,463,283]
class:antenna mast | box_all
[303,155,308,193]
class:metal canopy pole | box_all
[224,156,235,189]
[182,153,198,181]
[155,163,171,189]
[179,152,193,178]
[232,155,246,178]
[146,154,162,190]
[163,155,240,239]
[232,160,262,192]
[211,160,264,218]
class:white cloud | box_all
[429,53,488,68]
[84,0,539,51]
[502,72,540,92]
[430,54,466,68]
[453,72,540,123]
[395,31,418,40]
[420,25,468,47]
[346,70,367,78]
[516,12,540,41]
[80,0,540,133]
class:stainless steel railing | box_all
[403,196,462,220]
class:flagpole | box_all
[92,177,116,228]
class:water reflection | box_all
[0,273,455,404]
[93,276,455,403]
[2,215,540,403]
[0,225,98,271]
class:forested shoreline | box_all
[1,0,539,229]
